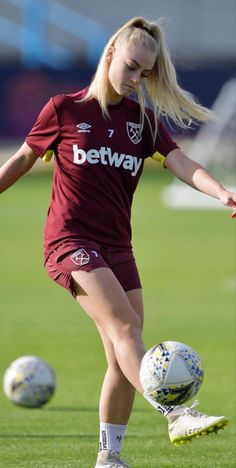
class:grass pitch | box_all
[0,168,235,467]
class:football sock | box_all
[99,422,127,453]
[144,392,174,417]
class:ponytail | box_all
[81,17,215,141]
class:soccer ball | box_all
[3,355,56,408]
[140,341,204,406]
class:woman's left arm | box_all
[165,148,236,218]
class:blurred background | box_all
[0,0,235,135]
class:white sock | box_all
[99,422,127,453]
[143,392,174,417]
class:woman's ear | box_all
[106,45,115,63]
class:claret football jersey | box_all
[26,89,178,261]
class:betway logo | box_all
[73,145,142,177]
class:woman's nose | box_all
[130,72,141,84]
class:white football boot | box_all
[168,400,228,446]
[95,450,130,467]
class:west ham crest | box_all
[126,122,142,144]
[70,248,90,266]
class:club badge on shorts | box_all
[70,248,90,266]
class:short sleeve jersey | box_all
[26,89,178,261]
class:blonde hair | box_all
[82,17,214,140]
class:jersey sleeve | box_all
[26,97,60,158]
[151,121,179,167]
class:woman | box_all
[1,17,234,468]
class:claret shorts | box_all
[45,240,142,296]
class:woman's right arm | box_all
[0,142,38,193]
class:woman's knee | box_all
[111,319,143,347]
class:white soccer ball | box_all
[3,355,56,408]
[140,341,204,406]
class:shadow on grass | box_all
[46,406,149,413]
[0,433,156,439]
[0,434,97,438]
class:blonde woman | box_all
[1,17,234,468]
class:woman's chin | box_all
[109,86,134,103]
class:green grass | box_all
[0,169,235,467]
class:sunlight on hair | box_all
[81,17,215,143]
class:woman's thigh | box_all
[71,267,142,337]
[126,289,144,329]
[96,288,144,366]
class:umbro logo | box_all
[76,122,92,133]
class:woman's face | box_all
[107,43,156,103]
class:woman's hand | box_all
[165,149,236,218]
[218,188,236,218]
